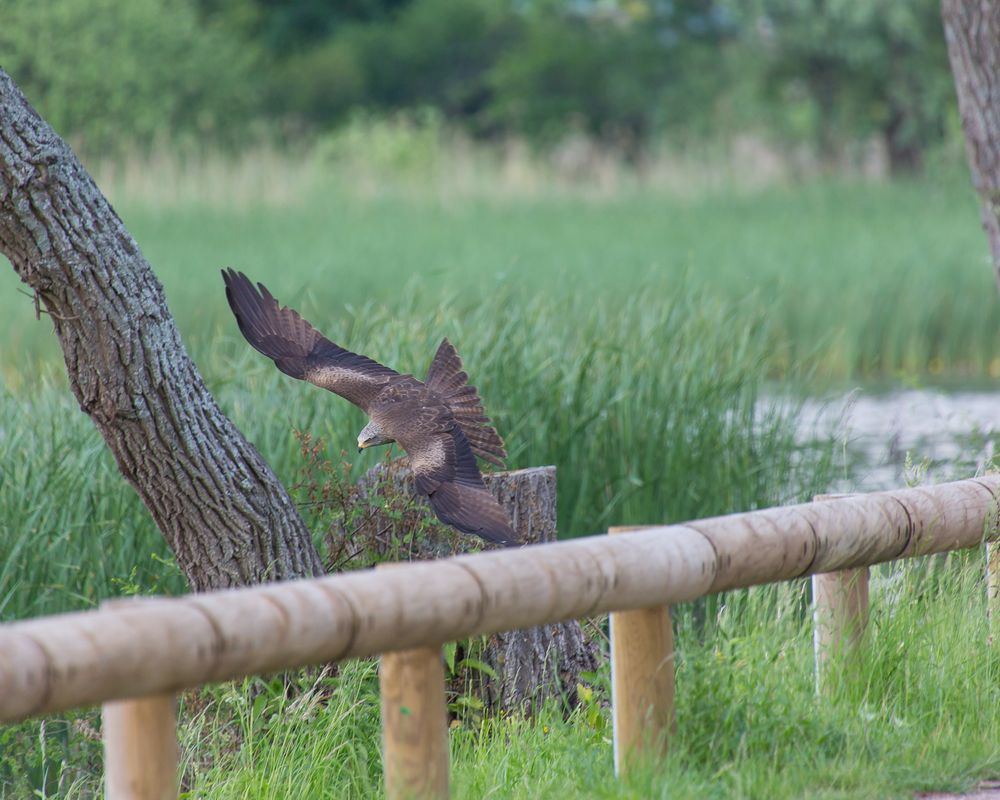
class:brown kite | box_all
[222,269,517,547]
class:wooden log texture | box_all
[103,693,178,800]
[609,526,675,776]
[380,646,449,800]
[810,493,870,690]
[987,541,1000,631]
[348,462,599,714]
[1,476,998,721]
[812,568,869,689]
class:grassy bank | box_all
[2,159,993,618]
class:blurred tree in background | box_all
[0,0,958,170]
[487,1,736,155]
[269,0,518,134]
[0,0,261,154]
[734,0,954,173]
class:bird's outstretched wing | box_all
[402,412,518,547]
[425,338,507,468]
[222,269,398,412]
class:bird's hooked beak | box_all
[357,422,392,452]
[357,435,382,452]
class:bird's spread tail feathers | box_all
[425,338,507,468]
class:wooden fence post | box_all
[376,563,450,800]
[987,542,1000,636]
[608,525,675,776]
[100,596,178,800]
[102,693,178,800]
[812,495,869,692]
[379,645,450,800]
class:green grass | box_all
[4,163,996,386]
[2,152,1000,797]
[126,170,1000,386]
[2,162,993,621]
[171,556,1000,798]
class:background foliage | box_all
[0,0,260,153]
[1,0,957,168]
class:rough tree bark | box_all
[942,1,1000,291]
[0,68,323,590]
[350,462,600,713]
[475,468,601,714]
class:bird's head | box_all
[357,420,394,452]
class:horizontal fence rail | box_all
[2,475,998,723]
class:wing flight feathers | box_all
[425,338,507,467]
[224,270,517,546]
[222,269,397,411]
[409,424,518,547]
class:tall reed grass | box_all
[4,146,991,388]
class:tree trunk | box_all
[942,0,1000,292]
[0,68,323,590]
[349,462,601,714]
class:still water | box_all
[796,389,1000,493]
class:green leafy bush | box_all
[261,0,738,151]
[271,0,515,131]
[0,0,261,155]
[487,16,670,149]
[732,0,955,172]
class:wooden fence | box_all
[3,476,999,798]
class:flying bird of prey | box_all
[222,269,518,547]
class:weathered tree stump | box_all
[338,460,600,715]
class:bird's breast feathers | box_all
[408,436,448,471]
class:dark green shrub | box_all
[731,0,955,172]
[0,0,261,155]
[272,0,516,130]
[487,16,672,149]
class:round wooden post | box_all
[987,542,1000,636]
[102,693,178,800]
[812,495,870,692]
[377,563,449,800]
[100,596,178,800]
[379,645,450,800]
[608,526,675,776]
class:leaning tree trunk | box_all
[942,0,1000,292]
[0,68,323,590]
[350,462,600,714]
